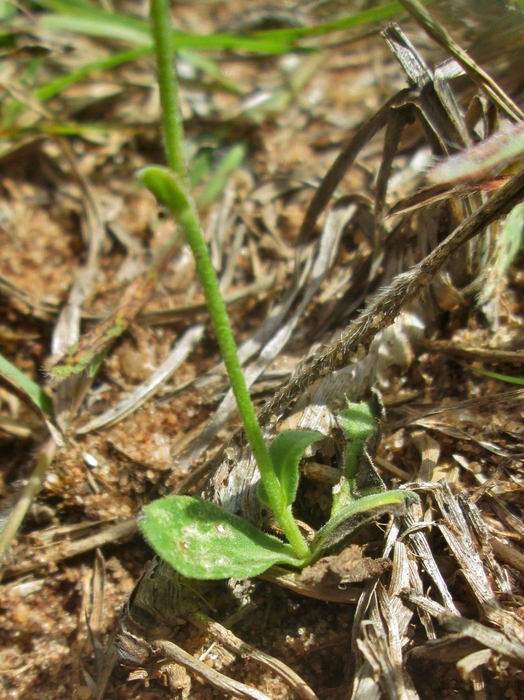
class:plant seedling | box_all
[139,0,418,581]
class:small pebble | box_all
[119,348,148,382]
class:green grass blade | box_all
[179,50,247,95]
[35,1,295,54]
[0,438,57,567]
[253,2,405,41]
[30,48,242,110]
[41,14,296,53]
[197,142,248,206]
[189,149,212,188]
[0,121,122,139]
[466,366,524,386]
[33,0,403,54]
[35,46,152,101]
[41,14,151,45]
[0,351,53,414]
[479,200,524,307]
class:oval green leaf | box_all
[258,429,324,508]
[336,399,378,481]
[140,495,304,580]
[312,490,419,557]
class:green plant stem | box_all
[150,0,186,176]
[148,0,310,561]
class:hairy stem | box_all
[148,0,309,560]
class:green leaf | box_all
[0,351,53,415]
[179,50,247,96]
[258,430,324,508]
[34,0,296,54]
[253,2,404,41]
[336,399,378,481]
[466,366,524,386]
[35,46,151,102]
[312,490,418,557]
[197,142,248,206]
[189,149,212,188]
[140,495,304,580]
[332,399,381,513]
[32,0,403,54]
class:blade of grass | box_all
[398,0,524,121]
[478,200,524,310]
[0,438,57,573]
[35,2,297,54]
[189,148,212,188]
[428,123,524,185]
[34,0,153,44]
[35,46,151,102]
[179,50,247,96]
[32,47,244,112]
[49,272,157,378]
[33,0,405,53]
[0,121,129,139]
[0,351,53,415]
[465,365,524,386]
[253,1,405,40]
[197,142,247,206]
[41,17,300,54]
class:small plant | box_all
[138,0,417,580]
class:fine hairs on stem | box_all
[146,0,310,560]
[139,0,418,581]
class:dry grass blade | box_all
[2,518,137,578]
[402,512,459,614]
[0,438,56,572]
[260,166,524,425]
[489,538,524,575]
[188,610,321,700]
[299,94,398,241]
[83,553,120,700]
[406,590,524,665]
[431,483,523,634]
[152,639,273,700]
[458,493,511,595]
[385,181,486,217]
[354,589,419,700]
[258,565,361,604]
[422,339,524,364]
[381,24,470,151]
[434,613,524,668]
[50,272,156,379]
[48,138,108,435]
[397,0,524,121]
[403,482,524,648]
[136,276,276,325]
[76,324,205,433]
